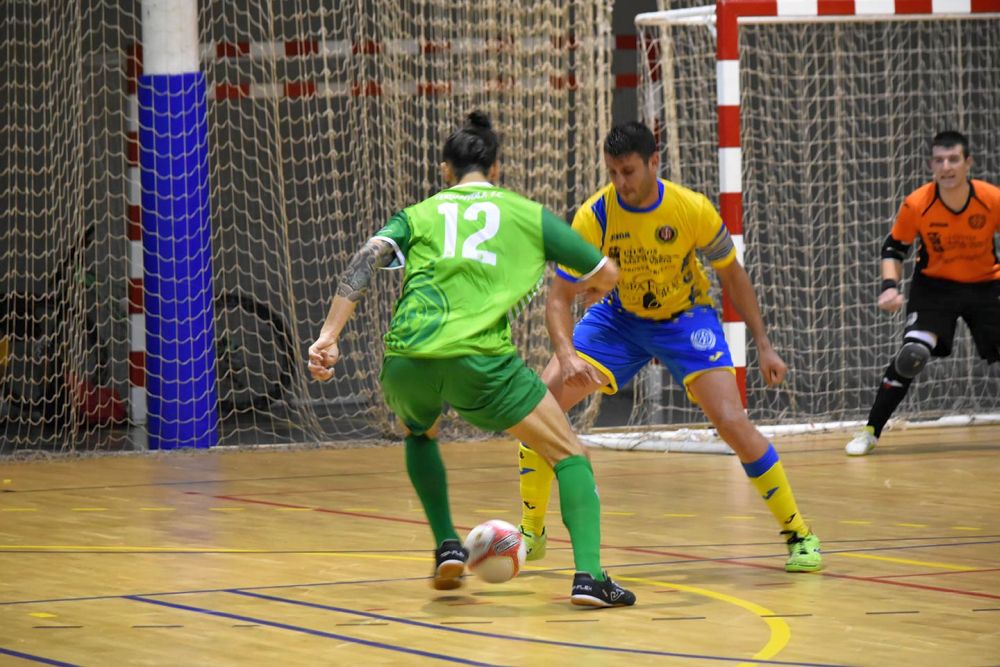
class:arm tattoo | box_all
[336,239,396,302]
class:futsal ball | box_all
[464,519,526,584]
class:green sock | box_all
[554,455,604,581]
[405,434,457,546]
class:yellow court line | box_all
[615,573,790,667]
[894,522,928,528]
[723,516,756,520]
[209,508,246,512]
[838,520,871,525]
[662,513,697,518]
[139,508,176,512]
[602,511,635,516]
[0,545,431,562]
[71,508,108,512]
[951,526,981,531]
[837,552,975,571]
[1,508,38,512]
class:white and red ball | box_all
[463,519,526,583]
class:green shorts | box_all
[379,353,548,435]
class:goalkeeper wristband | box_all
[881,279,898,293]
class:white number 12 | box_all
[437,202,499,266]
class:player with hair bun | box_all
[308,111,635,607]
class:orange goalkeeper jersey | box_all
[891,179,1000,283]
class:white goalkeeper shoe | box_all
[845,426,878,456]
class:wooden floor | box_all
[1,426,998,666]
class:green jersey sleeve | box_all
[541,208,605,278]
[372,210,411,268]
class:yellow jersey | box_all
[556,179,736,320]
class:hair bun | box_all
[465,110,492,131]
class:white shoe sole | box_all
[432,560,465,590]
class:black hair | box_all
[603,121,657,160]
[442,111,499,178]
[931,130,970,159]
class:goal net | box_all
[0,0,613,455]
[623,1,1000,447]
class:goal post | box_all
[0,0,615,456]
[601,0,1000,452]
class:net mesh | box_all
[637,10,1000,428]
[0,0,614,455]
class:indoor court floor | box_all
[1,425,998,666]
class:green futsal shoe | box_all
[519,525,547,562]
[783,531,822,573]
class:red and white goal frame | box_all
[640,0,1000,410]
[600,0,1000,453]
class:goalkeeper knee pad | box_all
[893,339,932,379]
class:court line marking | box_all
[127,596,502,666]
[836,553,975,571]
[188,491,995,572]
[618,543,1000,601]
[228,589,853,667]
[0,647,78,667]
[0,545,429,560]
[872,567,1000,581]
[9,441,1000,496]
[613,574,790,666]
[200,492,432,526]
[2,462,513,495]
[0,573,439,607]
[6,533,996,601]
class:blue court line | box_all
[0,647,79,666]
[231,589,856,667]
[0,575,428,607]
[126,595,503,666]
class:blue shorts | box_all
[573,302,734,401]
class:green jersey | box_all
[374,181,605,357]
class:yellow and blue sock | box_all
[742,444,809,538]
[518,442,554,536]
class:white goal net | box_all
[0,0,613,455]
[632,5,1000,439]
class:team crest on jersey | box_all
[690,328,716,351]
[968,214,987,229]
[656,225,677,243]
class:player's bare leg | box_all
[507,391,636,606]
[689,369,822,572]
[518,354,605,559]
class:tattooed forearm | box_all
[335,239,395,302]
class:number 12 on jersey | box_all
[438,202,500,266]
